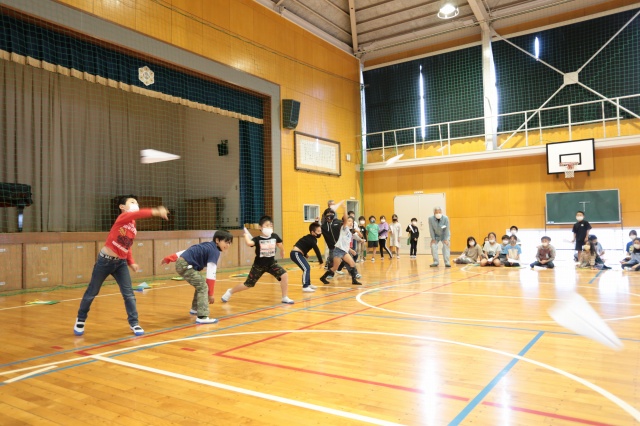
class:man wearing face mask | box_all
[428,207,451,267]
[571,210,591,262]
[321,204,343,274]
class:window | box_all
[303,204,320,222]
[419,65,426,140]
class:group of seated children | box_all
[621,230,640,271]
[454,228,527,268]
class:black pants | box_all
[379,238,392,258]
[410,239,418,256]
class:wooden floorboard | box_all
[0,256,639,425]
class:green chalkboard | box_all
[546,190,620,224]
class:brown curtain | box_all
[0,59,190,232]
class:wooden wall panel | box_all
[218,238,239,268]
[131,241,154,278]
[94,0,135,29]
[0,244,22,291]
[62,242,96,285]
[24,244,63,289]
[154,239,179,275]
[179,238,200,251]
[135,0,172,43]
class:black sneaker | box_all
[320,272,331,285]
[352,279,362,285]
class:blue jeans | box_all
[77,256,139,326]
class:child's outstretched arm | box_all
[205,262,217,302]
[244,228,256,247]
[162,250,186,265]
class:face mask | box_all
[542,242,549,247]
[326,215,335,221]
[359,220,365,225]
[502,240,509,245]
[469,241,475,247]
[511,231,517,235]
[128,204,139,212]
[315,233,322,239]
[631,236,637,240]
[380,219,386,223]
[392,217,398,222]
[489,239,495,244]
[261,227,273,238]
[370,219,375,223]
[435,213,442,219]
[576,216,584,221]
[635,244,640,250]
[411,221,417,225]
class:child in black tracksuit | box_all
[290,223,324,292]
[406,218,420,258]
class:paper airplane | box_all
[385,154,404,166]
[140,149,180,164]
[548,292,623,350]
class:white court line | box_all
[2,330,637,423]
[4,365,57,383]
[356,283,640,324]
[363,290,640,306]
[92,354,402,426]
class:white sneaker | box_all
[335,270,345,275]
[130,325,145,336]
[371,257,375,262]
[624,267,632,271]
[309,284,317,289]
[221,289,232,303]
[282,296,295,304]
[189,309,197,315]
[302,286,315,292]
[73,318,85,336]
[195,317,218,324]
[396,255,400,259]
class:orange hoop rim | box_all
[559,162,579,170]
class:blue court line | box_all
[2,272,445,382]
[448,331,545,425]
[305,309,640,342]
[589,270,604,284]
[0,271,432,370]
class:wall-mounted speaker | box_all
[217,140,229,156]
[282,99,300,129]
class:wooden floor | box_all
[1,255,639,426]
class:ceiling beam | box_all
[348,0,359,53]
[466,0,491,30]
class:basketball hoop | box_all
[559,162,578,178]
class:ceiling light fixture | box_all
[437,1,459,19]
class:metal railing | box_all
[363,94,640,161]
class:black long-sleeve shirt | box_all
[293,234,323,263]
[322,219,342,249]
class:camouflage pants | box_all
[175,258,209,317]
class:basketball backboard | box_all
[546,139,595,175]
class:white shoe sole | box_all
[302,287,315,292]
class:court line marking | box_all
[91,355,402,426]
[0,271,440,370]
[356,283,640,324]
[363,290,640,306]
[449,331,544,425]
[4,330,633,422]
[3,365,57,384]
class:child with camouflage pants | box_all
[162,230,234,324]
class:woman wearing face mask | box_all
[622,238,640,271]
[455,237,482,264]
[357,216,367,261]
[388,215,402,259]
[377,215,393,259]
[406,218,420,258]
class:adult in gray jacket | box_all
[428,207,451,268]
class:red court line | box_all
[74,271,434,356]
[481,401,614,426]
[213,276,480,356]
[218,353,469,401]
